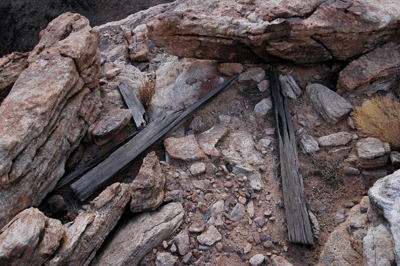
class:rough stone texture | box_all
[0,13,101,228]
[363,224,395,266]
[218,63,244,77]
[299,135,320,154]
[357,138,389,169]
[197,225,222,246]
[319,196,370,266]
[254,97,273,116]
[88,108,132,146]
[146,0,400,65]
[390,151,400,166]
[279,74,302,100]
[338,42,400,93]
[123,28,150,62]
[317,132,353,147]
[174,230,190,256]
[238,67,266,84]
[197,124,228,156]
[156,252,178,266]
[0,52,29,101]
[190,163,206,176]
[91,202,184,266]
[47,182,132,266]
[230,203,246,222]
[0,208,64,266]
[271,255,293,266]
[130,151,165,213]
[249,254,264,266]
[368,169,400,263]
[164,135,206,161]
[306,83,353,124]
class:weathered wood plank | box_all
[71,75,238,201]
[118,82,147,129]
[271,68,314,245]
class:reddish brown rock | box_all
[0,52,29,101]
[164,135,206,161]
[123,28,150,62]
[197,124,228,157]
[130,151,165,213]
[218,63,244,77]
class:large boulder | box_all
[146,0,400,64]
[0,12,101,228]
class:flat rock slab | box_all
[306,83,353,124]
[357,138,389,168]
[164,134,206,161]
[369,169,400,263]
[197,124,228,156]
[197,225,222,246]
[317,132,353,147]
[91,202,184,266]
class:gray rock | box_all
[306,83,353,124]
[210,200,225,217]
[197,124,228,156]
[192,179,211,191]
[390,151,400,166]
[299,135,320,154]
[156,252,178,266]
[91,202,184,266]
[189,220,206,233]
[357,138,387,159]
[197,225,222,246]
[238,67,266,84]
[317,132,353,147]
[190,162,206,176]
[279,74,302,100]
[257,79,270,93]
[271,255,293,266]
[218,114,231,124]
[230,203,246,222]
[368,170,400,263]
[174,230,190,256]
[249,254,264,266]
[363,224,395,266]
[254,97,273,116]
[246,200,255,218]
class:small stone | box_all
[175,230,190,256]
[156,252,178,266]
[197,124,228,156]
[260,232,271,241]
[264,127,275,135]
[253,233,261,245]
[347,117,356,129]
[317,132,353,147]
[182,252,192,264]
[249,254,264,266]
[244,243,252,254]
[170,244,177,253]
[218,114,231,124]
[357,137,387,159]
[189,220,206,233]
[197,225,222,246]
[299,135,320,154]
[162,240,169,249]
[247,201,255,218]
[344,167,360,176]
[238,196,247,205]
[264,210,272,217]
[254,97,273,116]
[257,79,270,93]
[190,163,206,176]
[210,200,225,217]
[390,151,400,166]
[269,216,276,222]
[105,68,121,79]
[254,216,266,228]
[230,203,246,222]
[218,63,244,76]
[216,242,223,252]
[199,203,208,214]
[263,241,273,249]
[164,135,206,161]
[238,67,266,84]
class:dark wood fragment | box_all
[71,75,238,201]
[118,82,147,129]
[271,68,314,245]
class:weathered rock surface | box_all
[357,137,389,168]
[123,27,150,62]
[197,124,228,157]
[0,12,101,228]
[338,42,400,93]
[156,252,178,266]
[91,202,184,266]
[197,225,222,246]
[254,97,273,116]
[363,224,395,266]
[299,135,320,154]
[131,151,165,213]
[47,182,132,266]
[0,208,64,266]
[317,132,353,147]
[306,83,353,124]
[146,0,400,65]
[0,52,29,101]
[164,135,206,161]
[369,169,400,263]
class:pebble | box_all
[155,252,178,266]
[299,135,320,154]
[238,196,247,205]
[390,151,400,166]
[162,240,169,249]
[264,210,272,217]
[230,203,246,222]
[258,79,270,93]
[249,254,265,266]
[197,225,222,246]
[211,200,225,216]
[253,233,261,244]
[170,244,177,253]
[246,201,255,218]
[344,167,360,176]
[189,220,206,233]
[317,132,353,147]
[182,252,192,264]
[263,240,273,249]
[190,162,206,176]
[244,243,252,254]
[216,242,223,252]
[254,97,273,116]
[254,215,266,227]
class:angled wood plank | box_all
[118,82,147,129]
[71,75,238,201]
[271,68,314,245]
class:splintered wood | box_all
[271,68,314,245]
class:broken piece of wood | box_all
[271,68,314,245]
[71,75,238,201]
[118,82,147,129]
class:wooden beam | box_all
[271,68,314,245]
[71,75,238,201]
[118,82,147,129]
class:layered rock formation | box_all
[0,12,101,228]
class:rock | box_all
[254,97,273,116]
[190,163,206,176]
[123,28,150,62]
[105,68,121,79]
[390,151,400,166]
[48,182,132,266]
[306,83,353,124]
[317,132,353,147]
[249,254,264,266]
[0,13,101,228]
[218,114,231,124]
[0,52,29,100]
[254,216,266,228]
[164,135,206,161]
[357,138,389,168]
[230,203,246,222]
[189,220,206,233]
[218,63,244,77]
[92,202,184,266]
[197,124,228,156]
[299,135,320,154]
[338,42,400,93]
[192,180,211,191]
[363,224,395,266]
[156,252,178,266]
[257,79,270,93]
[210,200,225,217]
[197,225,222,246]
[344,167,360,176]
[368,170,400,263]
[255,138,272,152]
[279,74,302,100]
[88,108,132,146]
[175,230,190,256]
[238,67,266,84]
[0,208,64,266]
[246,201,255,218]
[271,255,293,266]
[131,151,165,213]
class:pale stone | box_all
[317,132,353,147]
[197,225,222,246]
[254,97,273,116]
[164,135,206,161]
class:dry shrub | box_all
[138,80,155,107]
[353,96,400,149]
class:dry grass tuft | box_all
[353,96,400,149]
[138,80,155,108]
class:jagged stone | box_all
[131,151,165,213]
[299,135,320,154]
[254,97,273,116]
[197,124,228,156]
[357,138,389,168]
[0,52,29,100]
[156,252,178,266]
[123,27,150,62]
[197,225,222,246]
[238,67,266,84]
[164,135,206,161]
[317,132,353,147]
[91,202,184,266]
[218,63,244,77]
[230,203,246,222]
